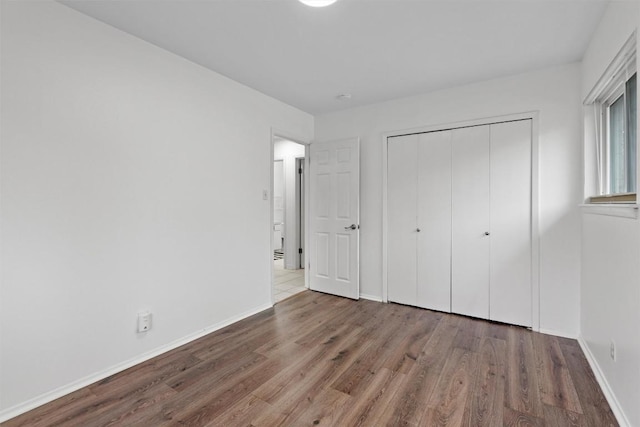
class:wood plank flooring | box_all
[3,291,618,427]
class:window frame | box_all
[601,80,628,196]
[584,32,637,204]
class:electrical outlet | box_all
[610,340,616,361]
[137,311,152,333]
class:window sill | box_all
[588,193,636,204]
[580,203,639,219]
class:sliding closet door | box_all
[490,120,532,327]
[416,131,452,312]
[451,125,491,319]
[387,135,418,306]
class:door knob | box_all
[417,228,421,232]
[344,224,358,230]
[484,231,490,236]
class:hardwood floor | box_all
[3,291,618,427]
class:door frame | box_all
[381,111,541,331]
[295,157,305,269]
[270,129,310,305]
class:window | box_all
[585,33,637,203]
[604,73,636,195]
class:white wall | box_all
[581,211,640,427]
[274,139,305,269]
[581,1,639,100]
[0,0,313,418]
[315,63,583,337]
[580,2,640,426]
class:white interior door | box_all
[417,130,452,312]
[309,138,360,299]
[451,125,491,319]
[490,120,532,326]
[387,135,418,306]
[387,130,452,312]
[386,119,533,326]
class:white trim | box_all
[380,111,538,141]
[0,302,273,424]
[304,144,310,285]
[580,203,639,219]
[359,293,383,302]
[538,328,577,340]
[381,111,541,331]
[530,114,541,332]
[381,131,389,303]
[584,31,637,105]
[578,336,631,427]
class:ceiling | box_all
[60,0,609,115]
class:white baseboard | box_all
[577,336,630,427]
[359,293,383,302]
[538,328,578,339]
[0,302,273,424]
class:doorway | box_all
[273,137,307,303]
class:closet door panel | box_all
[417,131,452,312]
[387,135,418,305]
[451,125,491,319]
[490,120,532,326]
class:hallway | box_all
[273,259,305,303]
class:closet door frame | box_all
[382,111,540,331]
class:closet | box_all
[387,119,532,327]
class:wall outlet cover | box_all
[137,311,152,333]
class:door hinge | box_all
[298,167,303,174]
[298,248,303,254]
